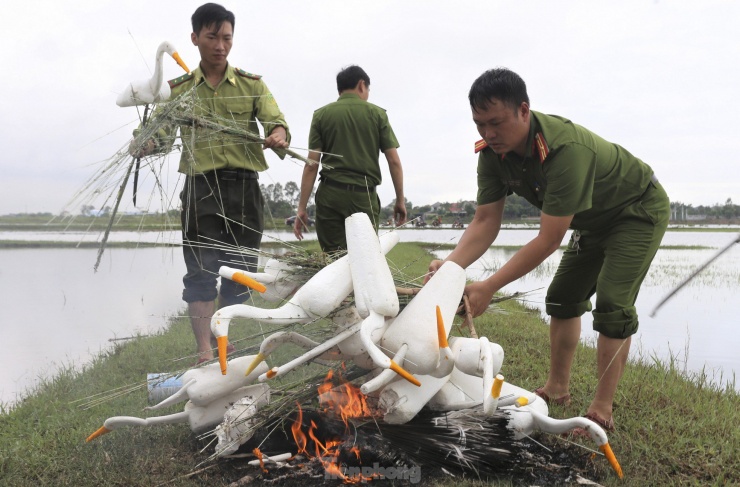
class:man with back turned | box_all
[293,65,406,252]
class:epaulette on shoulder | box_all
[168,72,194,89]
[235,67,262,80]
[533,132,550,164]
[474,139,487,153]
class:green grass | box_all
[1,242,738,486]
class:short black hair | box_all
[469,68,530,112]
[336,65,370,93]
[192,3,235,35]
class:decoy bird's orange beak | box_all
[600,443,624,479]
[435,305,449,349]
[229,271,267,294]
[245,353,265,377]
[171,52,190,73]
[85,425,111,442]
[216,335,230,375]
[389,360,421,387]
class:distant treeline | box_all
[3,187,738,224]
[670,199,739,221]
[251,182,740,223]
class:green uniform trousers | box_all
[545,180,670,339]
[315,182,381,253]
[180,171,264,304]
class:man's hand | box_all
[394,200,407,226]
[128,138,156,158]
[263,126,289,150]
[424,259,444,284]
[463,280,497,318]
[293,210,310,240]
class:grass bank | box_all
[0,243,737,486]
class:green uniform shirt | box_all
[309,93,399,187]
[157,63,290,174]
[476,111,654,231]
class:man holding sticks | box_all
[131,3,290,364]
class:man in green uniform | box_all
[427,68,669,431]
[133,3,290,363]
[292,65,407,252]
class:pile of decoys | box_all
[86,213,622,478]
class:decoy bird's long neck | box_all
[149,43,168,93]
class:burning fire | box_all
[290,368,381,483]
[317,369,380,424]
[252,448,268,473]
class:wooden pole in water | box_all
[93,157,136,272]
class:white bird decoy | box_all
[116,41,190,107]
[243,331,351,378]
[378,260,466,375]
[345,213,420,385]
[242,215,457,389]
[426,336,505,410]
[420,369,624,478]
[85,383,269,441]
[220,258,303,302]
[145,355,268,411]
[248,215,422,386]
[504,395,623,479]
[211,229,400,375]
[86,356,269,442]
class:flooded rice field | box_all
[0,227,738,406]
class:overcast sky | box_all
[1,0,738,215]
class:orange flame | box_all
[253,447,268,473]
[291,402,308,455]
[318,369,380,426]
[288,368,382,483]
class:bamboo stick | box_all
[462,295,478,338]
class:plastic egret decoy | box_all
[145,355,268,410]
[116,41,190,107]
[352,259,468,411]
[345,213,418,385]
[423,370,624,478]
[86,356,268,441]
[505,395,623,479]
[210,227,401,376]
[221,258,304,303]
[240,214,421,386]
[86,383,269,441]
